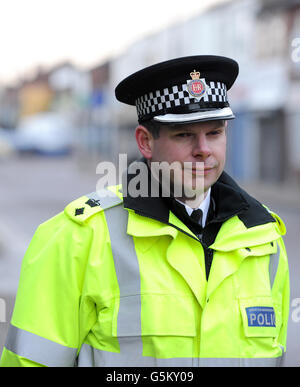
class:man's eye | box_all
[208,130,222,136]
[176,133,192,137]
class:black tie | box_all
[190,209,203,226]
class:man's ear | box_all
[135,125,154,160]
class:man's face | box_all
[148,120,227,200]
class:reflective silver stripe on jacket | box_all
[77,189,283,367]
[199,356,283,367]
[5,324,77,367]
[78,189,148,366]
[269,242,280,288]
[78,343,282,367]
[88,189,142,341]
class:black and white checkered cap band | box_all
[136,81,228,121]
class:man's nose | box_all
[192,135,211,158]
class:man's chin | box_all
[177,174,220,201]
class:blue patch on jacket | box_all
[246,306,276,327]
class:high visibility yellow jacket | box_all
[0,172,289,367]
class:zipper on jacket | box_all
[197,234,214,280]
[204,247,214,280]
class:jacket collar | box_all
[122,160,280,305]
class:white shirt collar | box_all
[175,188,211,228]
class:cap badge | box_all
[187,70,207,101]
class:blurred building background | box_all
[0,0,299,187]
[0,0,300,366]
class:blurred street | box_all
[0,154,299,366]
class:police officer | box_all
[0,56,289,367]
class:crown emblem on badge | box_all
[190,70,201,80]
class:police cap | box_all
[115,55,239,124]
